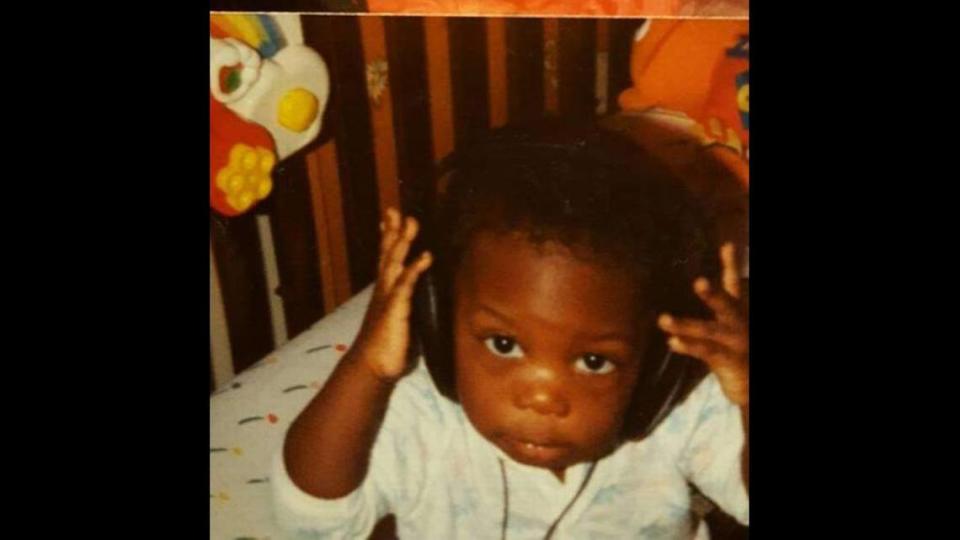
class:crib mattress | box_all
[210,286,373,539]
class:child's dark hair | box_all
[415,117,718,439]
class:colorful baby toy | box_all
[209,14,330,216]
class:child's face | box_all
[453,231,649,475]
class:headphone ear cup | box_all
[410,251,458,400]
[410,269,435,358]
[407,153,463,400]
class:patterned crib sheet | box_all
[210,286,373,540]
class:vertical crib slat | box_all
[595,19,610,115]
[210,212,275,374]
[506,18,544,124]
[255,214,289,349]
[305,141,353,313]
[210,239,235,388]
[384,16,435,211]
[424,17,455,162]
[557,18,597,119]
[267,155,325,339]
[486,18,509,129]
[359,16,402,216]
[543,18,559,114]
[303,14,381,292]
[607,19,641,114]
[448,17,490,151]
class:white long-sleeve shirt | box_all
[272,360,748,539]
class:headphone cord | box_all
[498,458,598,540]
[499,458,509,540]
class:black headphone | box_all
[405,126,709,441]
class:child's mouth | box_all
[499,434,570,465]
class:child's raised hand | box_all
[352,208,432,382]
[658,243,748,406]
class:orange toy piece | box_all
[210,94,278,216]
[619,20,749,188]
[210,19,230,40]
[619,20,747,113]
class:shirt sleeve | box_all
[271,365,438,538]
[675,374,749,525]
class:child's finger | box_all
[720,243,741,299]
[659,314,720,340]
[374,213,397,297]
[667,335,737,368]
[395,216,420,263]
[694,278,742,326]
[382,217,419,288]
[387,251,433,312]
[378,208,402,275]
[669,336,748,405]
[658,314,745,352]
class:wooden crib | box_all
[210,14,646,391]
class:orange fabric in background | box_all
[619,19,749,188]
[367,0,680,16]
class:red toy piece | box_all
[210,94,278,216]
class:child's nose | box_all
[512,364,570,417]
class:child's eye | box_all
[483,335,524,359]
[574,353,616,375]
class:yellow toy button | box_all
[239,191,254,209]
[217,143,278,212]
[256,177,273,198]
[228,191,255,212]
[229,143,251,164]
[278,88,318,133]
[228,174,245,193]
[258,148,276,174]
[216,169,231,191]
[241,149,258,171]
